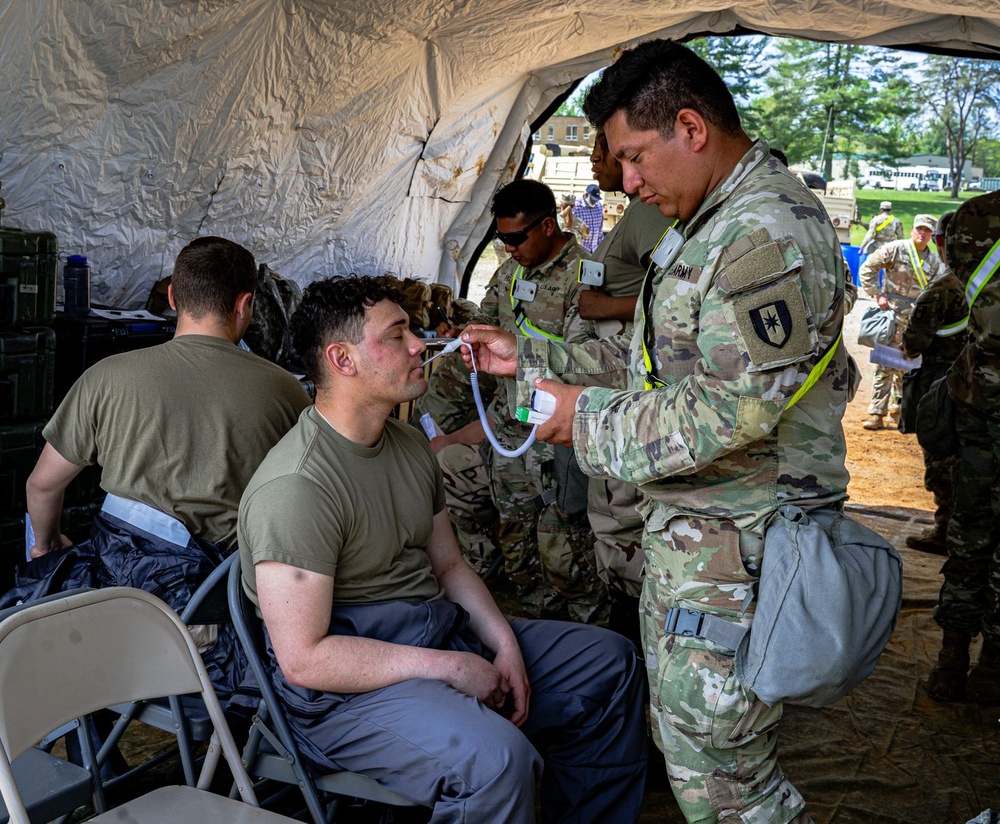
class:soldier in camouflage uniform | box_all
[579,125,673,646]
[465,40,850,823]
[859,214,944,430]
[929,191,1000,704]
[900,212,967,555]
[859,200,904,256]
[471,179,603,623]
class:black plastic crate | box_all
[0,229,58,330]
[50,313,176,403]
[0,420,45,516]
[0,327,56,423]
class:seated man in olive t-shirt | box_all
[23,237,310,692]
[238,275,648,824]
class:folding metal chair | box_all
[0,586,300,824]
[98,553,239,788]
[226,559,421,823]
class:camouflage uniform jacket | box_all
[519,140,851,534]
[471,235,597,443]
[859,239,944,327]
[947,191,1000,410]
[860,213,903,253]
[900,269,968,370]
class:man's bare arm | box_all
[578,290,639,323]
[26,443,83,558]
[424,510,530,725]
[257,560,507,705]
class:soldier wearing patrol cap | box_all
[859,213,944,430]
[928,190,1000,704]
[463,39,852,823]
[860,200,904,255]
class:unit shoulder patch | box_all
[731,279,814,369]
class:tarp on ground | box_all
[1,0,999,306]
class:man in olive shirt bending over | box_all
[237,275,647,823]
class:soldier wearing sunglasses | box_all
[462,179,604,624]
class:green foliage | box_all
[748,40,921,175]
[688,36,769,134]
[974,138,1000,178]
[921,56,1000,195]
[554,76,597,118]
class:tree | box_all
[750,40,919,176]
[688,35,770,134]
[973,137,1000,178]
[922,56,1000,196]
[554,76,597,117]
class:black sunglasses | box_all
[495,211,555,247]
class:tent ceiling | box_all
[1,0,998,305]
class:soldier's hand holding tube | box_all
[533,378,584,447]
[460,325,518,376]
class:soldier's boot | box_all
[862,414,885,431]
[927,630,972,701]
[905,524,948,555]
[967,639,1000,705]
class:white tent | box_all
[1,0,999,305]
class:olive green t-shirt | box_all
[238,409,446,607]
[595,199,673,297]
[44,334,310,550]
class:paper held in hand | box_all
[870,343,922,371]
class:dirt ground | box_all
[840,298,935,512]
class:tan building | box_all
[533,115,592,154]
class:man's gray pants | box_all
[271,619,648,823]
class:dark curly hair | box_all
[290,275,404,387]
[582,40,742,138]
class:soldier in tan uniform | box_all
[859,214,944,429]
[860,200,904,256]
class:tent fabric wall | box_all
[1,1,999,306]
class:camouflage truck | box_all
[525,148,628,231]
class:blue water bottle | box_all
[64,254,91,315]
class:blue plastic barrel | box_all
[840,243,862,286]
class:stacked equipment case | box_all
[0,229,59,590]
[0,229,176,591]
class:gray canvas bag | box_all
[857,305,896,348]
[665,505,902,708]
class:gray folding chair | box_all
[226,560,422,823]
[98,553,240,788]
[0,586,299,824]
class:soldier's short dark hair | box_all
[171,237,258,319]
[291,275,404,387]
[582,40,743,138]
[491,179,557,223]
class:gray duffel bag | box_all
[857,305,896,348]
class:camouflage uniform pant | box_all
[922,446,957,533]
[588,477,645,598]
[867,325,905,417]
[934,402,1000,642]
[489,438,604,624]
[641,514,810,824]
[438,442,499,575]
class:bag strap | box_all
[664,606,748,652]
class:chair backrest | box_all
[227,561,284,716]
[0,587,259,823]
[182,553,238,626]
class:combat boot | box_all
[967,638,1000,705]
[927,630,972,701]
[862,414,885,431]
[905,525,948,556]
